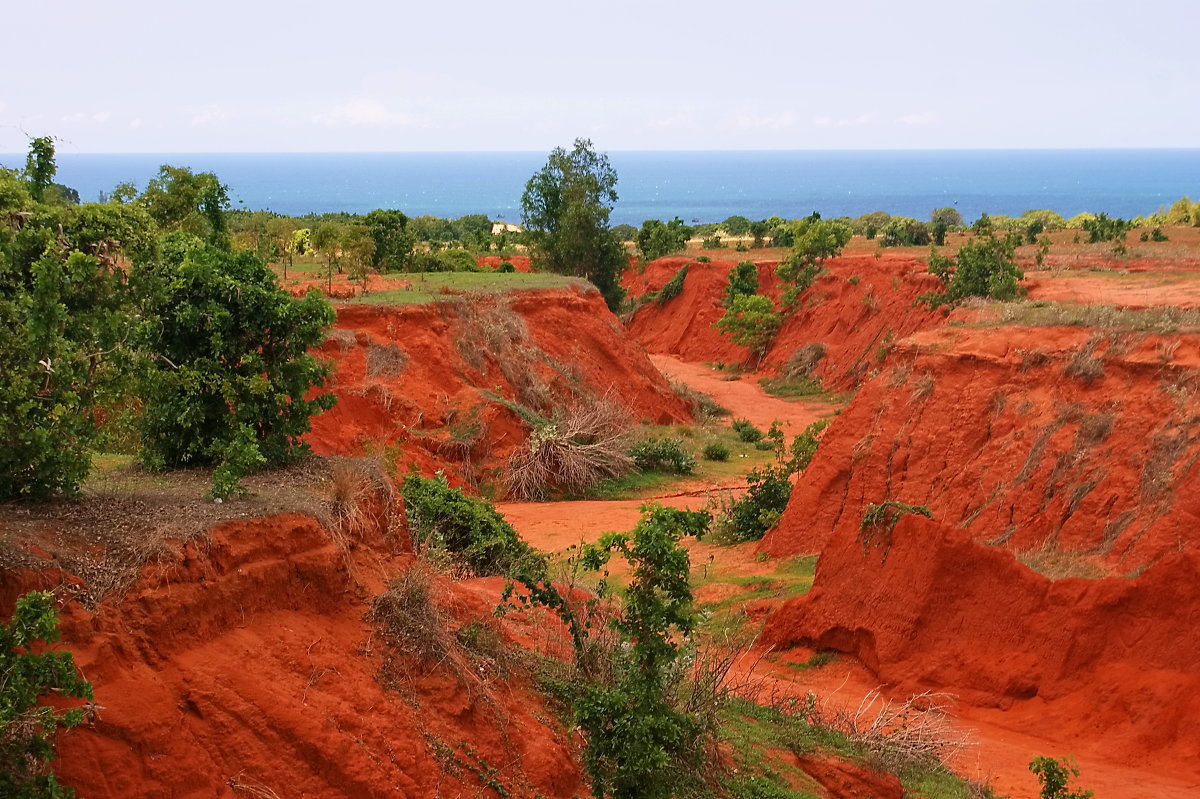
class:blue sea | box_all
[3,150,1197,226]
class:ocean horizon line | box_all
[5,146,1200,157]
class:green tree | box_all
[922,235,1023,307]
[1,591,94,799]
[311,221,343,292]
[715,294,781,363]
[776,215,851,283]
[22,137,57,204]
[722,215,752,236]
[852,210,891,239]
[521,138,627,310]
[1083,212,1132,243]
[362,209,415,271]
[0,159,154,499]
[139,165,230,246]
[507,505,712,799]
[1029,756,1093,799]
[929,207,964,229]
[971,212,993,236]
[136,242,337,497]
[265,216,297,279]
[339,224,376,291]
[724,260,759,307]
[636,217,691,262]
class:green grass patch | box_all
[694,556,817,618]
[758,376,830,400]
[343,272,588,304]
[589,423,777,500]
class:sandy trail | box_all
[497,353,1197,799]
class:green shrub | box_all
[498,260,517,272]
[506,505,713,799]
[1082,213,1131,243]
[731,418,764,443]
[921,236,1024,308]
[702,442,730,461]
[735,242,749,252]
[136,243,337,498]
[701,235,723,249]
[754,440,775,451]
[724,261,759,307]
[629,438,696,474]
[401,473,546,580]
[1029,756,1093,799]
[1,591,94,799]
[717,419,829,542]
[695,255,711,262]
[658,264,688,304]
[715,295,781,360]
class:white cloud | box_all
[92,111,111,124]
[813,113,876,128]
[191,105,231,125]
[129,118,144,131]
[62,111,87,123]
[898,112,937,126]
[312,98,420,128]
[733,111,798,130]
[649,114,694,130]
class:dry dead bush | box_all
[785,342,827,378]
[326,328,356,351]
[504,396,634,500]
[322,457,405,554]
[1062,334,1106,382]
[370,565,455,669]
[670,378,729,420]
[812,689,976,773]
[910,372,935,402]
[888,364,912,388]
[365,342,408,378]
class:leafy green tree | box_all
[971,212,993,236]
[776,215,851,283]
[1083,212,1132,243]
[1,591,94,798]
[852,210,891,239]
[136,241,337,497]
[521,138,627,310]
[715,294,781,363]
[265,216,297,279]
[922,235,1023,307]
[507,505,712,799]
[1029,756,1093,799]
[339,224,375,290]
[611,223,637,242]
[636,217,691,262]
[311,221,343,291]
[880,216,932,247]
[724,261,758,307]
[748,220,770,247]
[139,165,230,245]
[22,137,57,204]
[929,207,964,229]
[1020,209,1065,231]
[721,215,752,236]
[0,156,154,499]
[362,209,415,271]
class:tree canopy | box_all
[521,138,626,310]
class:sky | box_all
[4,0,1198,153]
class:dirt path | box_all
[497,354,1197,799]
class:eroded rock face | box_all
[307,285,691,483]
[763,324,1200,568]
[762,513,1200,769]
[9,513,582,799]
